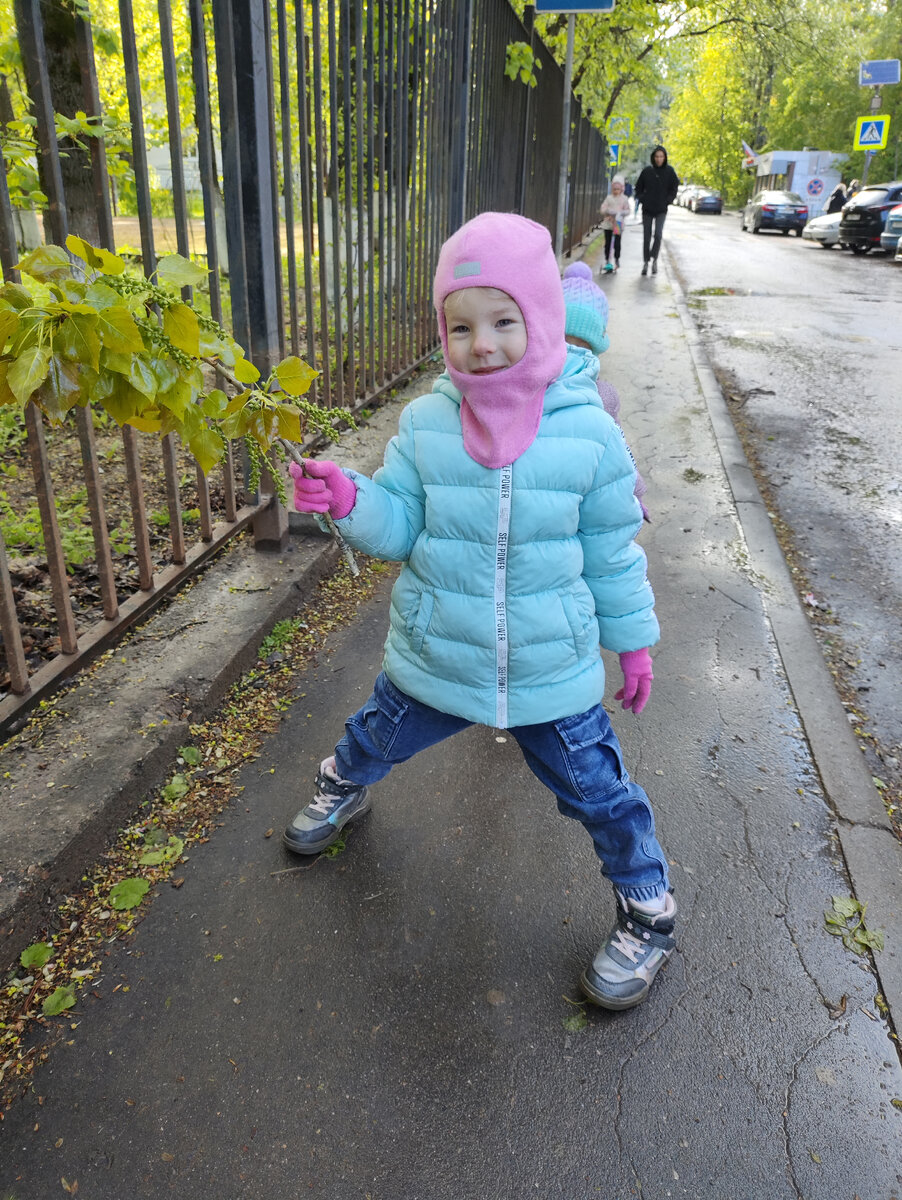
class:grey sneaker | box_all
[651,258,658,275]
[283,757,371,855]
[641,261,648,276]
[580,890,676,1010]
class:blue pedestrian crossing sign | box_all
[854,115,891,151]
[609,143,620,164]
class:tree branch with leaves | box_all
[0,238,351,497]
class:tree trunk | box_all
[13,0,102,243]
[0,74,15,127]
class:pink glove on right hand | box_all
[288,459,357,520]
[615,648,654,715]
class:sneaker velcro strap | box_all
[314,769,361,799]
[619,911,676,953]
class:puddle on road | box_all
[689,287,774,298]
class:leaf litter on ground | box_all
[0,555,387,1116]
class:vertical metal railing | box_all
[1,0,607,727]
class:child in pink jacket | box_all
[599,175,632,273]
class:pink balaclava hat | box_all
[433,212,566,469]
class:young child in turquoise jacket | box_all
[286,212,675,1010]
[561,262,650,521]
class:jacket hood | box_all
[651,145,668,166]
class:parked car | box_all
[839,181,902,254]
[801,210,843,248]
[741,190,809,235]
[689,189,723,214]
[679,185,703,208]
[879,203,902,254]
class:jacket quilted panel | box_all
[335,347,659,727]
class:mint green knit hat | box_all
[561,263,610,355]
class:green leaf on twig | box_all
[157,253,208,289]
[274,355,318,396]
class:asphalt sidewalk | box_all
[1,226,901,1198]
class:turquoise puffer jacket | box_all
[335,346,659,728]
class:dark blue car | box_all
[741,190,809,236]
[689,189,723,214]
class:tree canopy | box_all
[510,0,901,203]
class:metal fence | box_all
[0,0,608,730]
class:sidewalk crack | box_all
[783,1026,838,1200]
[613,981,688,1190]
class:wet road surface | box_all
[665,205,902,811]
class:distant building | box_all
[752,149,849,217]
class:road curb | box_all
[664,252,902,1025]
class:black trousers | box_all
[642,209,667,262]
[604,228,622,262]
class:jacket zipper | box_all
[494,465,512,728]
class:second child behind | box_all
[560,262,649,521]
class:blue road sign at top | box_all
[535,1,616,11]
[859,59,901,86]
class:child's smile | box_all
[443,286,528,375]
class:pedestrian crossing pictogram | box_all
[853,114,890,150]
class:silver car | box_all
[881,203,902,254]
[801,211,842,248]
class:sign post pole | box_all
[857,59,899,186]
[536,1,617,256]
[554,14,576,257]
[861,149,876,188]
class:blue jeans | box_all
[334,674,669,903]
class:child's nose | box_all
[472,329,496,355]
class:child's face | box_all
[612,181,623,194]
[443,287,527,375]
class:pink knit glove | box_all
[615,648,654,715]
[288,459,357,519]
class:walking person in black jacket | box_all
[825,180,848,214]
[635,145,680,275]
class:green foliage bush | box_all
[0,238,348,502]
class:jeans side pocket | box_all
[365,674,412,756]
[554,706,627,800]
